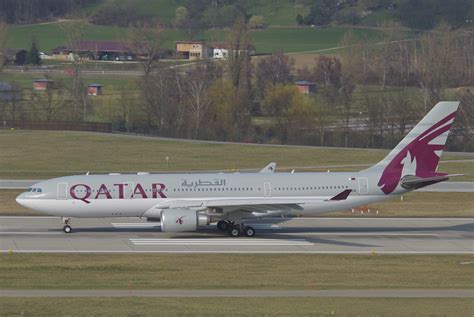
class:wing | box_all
[142,190,352,217]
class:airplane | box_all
[16,101,460,237]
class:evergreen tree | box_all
[28,39,41,65]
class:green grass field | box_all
[0,72,133,90]
[1,254,473,290]
[1,297,472,316]
[7,21,381,53]
[0,130,471,179]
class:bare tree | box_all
[32,85,66,121]
[0,23,8,72]
[338,75,355,147]
[225,19,252,91]
[61,21,87,120]
[187,80,211,139]
[127,24,163,78]
[255,50,294,98]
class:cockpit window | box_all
[37,188,43,193]
[28,188,43,193]
[27,188,32,192]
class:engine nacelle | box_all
[161,209,210,232]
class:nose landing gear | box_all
[62,217,72,233]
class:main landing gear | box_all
[62,217,72,233]
[216,220,255,237]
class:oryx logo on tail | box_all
[366,102,460,195]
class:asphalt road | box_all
[1,217,472,254]
[1,289,473,298]
[1,179,473,192]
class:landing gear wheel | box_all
[217,220,229,231]
[63,225,72,233]
[228,226,241,237]
[243,226,255,237]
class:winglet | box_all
[329,189,352,201]
[260,162,276,173]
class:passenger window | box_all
[37,188,42,193]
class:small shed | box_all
[294,80,316,94]
[87,83,103,96]
[33,78,54,91]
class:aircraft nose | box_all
[16,192,29,207]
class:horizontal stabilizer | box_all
[400,175,449,190]
[260,162,276,173]
[329,189,352,201]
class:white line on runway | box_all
[0,216,58,219]
[296,233,439,237]
[266,217,474,221]
[112,223,281,229]
[129,238,312,246]
[0,232,62,235]
[2,250,473,254]
[112,223,160,227]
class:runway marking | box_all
[298,233,439,237]
[0,232,62,235]
[2,289,473,298]
[112,223,282,229]
[112,223,160,228]
[0,216,58,219]
[129,238,312,246]
[265,217,474,221]
[1,250,473,254]
[245,224,281,229]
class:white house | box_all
[212,42,256,59]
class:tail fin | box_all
[366,101,459,194]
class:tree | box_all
[127,24,163,78]
[256,51,294,99]
[0,23,7,72]
[338,75,355,147]
[303,0,337,26]
[225,19,253,91]
[249,15,265,29]
[27,38,42,65]
[296,13,304,26]
[175,6,189,28]
[206,78,252,142]
[61,21,87,120]
[187,80,211,139]
[262,84,315,142]
[399,0,436,30]
[32,84,66,121]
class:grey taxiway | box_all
[1,217,472,254]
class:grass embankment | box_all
[1,130,471,179]
[1,254,473,290]
[1,298,472,316]
[330,192,474,218]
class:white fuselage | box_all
[16,171,404,219]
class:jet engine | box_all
[160,209,210,232]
